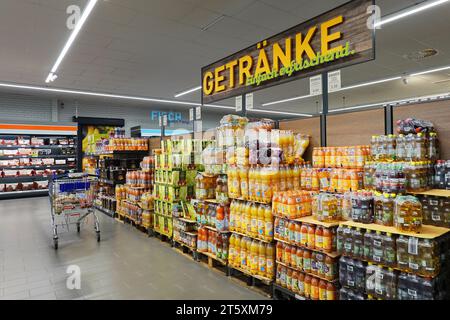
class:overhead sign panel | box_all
[201,0,375,104]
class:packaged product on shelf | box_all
[273,191,313,219]
[397,272,449,300]
[396,236,441,277]
[312,193,341,223]
[349,191,374,224]
[313,146,370,169]
[195,172,216,200]
[394,195,423,233]
[396,118,435,135]
[420,195,450,228]
[339,256,366,293]
[365,264,397,300]
[215,174,229,204]
[339,287,366,300]
[433,160,450,190]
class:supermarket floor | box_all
[0,198,265,300]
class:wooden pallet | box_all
[227,265,274,297]
[173,239,197,259]
[196,251,229,274]
[152,228,173,243]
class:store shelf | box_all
[231,230,274,244]
[0,164,76,170]
[174,216,197,224]
[88,150,149,156]
[0,154,75,160]
[294,215,341,228]
[198,251,227,266]
[274,237,340,258]
[229,197,271,205]
[409,189,450,197]
[99,178,123,185]
[0,189,48,198]
[340,220,450,239]
[276,260,339,283]
[0,175,50,183]
[173,238,197,251]
[0,144,76,149]
[153,212,173,218]
[200,225,230,233]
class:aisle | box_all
[0,197,265,300]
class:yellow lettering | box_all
[214,65,226,93]
[239,55,253,85]
[321,16,344,55]
[225,60,238,89]
[295,27,317,61]
[255,48,271,75]
[273,38,292,71]
[203,71,214,95]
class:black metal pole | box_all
[321,72,329,147]
[241,94,247,117]
[384,104,394,135]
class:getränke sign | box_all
[202,0,375,104]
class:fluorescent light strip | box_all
[410,65,450,77]
[338,76,402,91]
[329,92,450,113]
[248,109,312,117]
[262,94,315,107]
[174,86,202,98]
[0,82,234,109]
[375,0,450,27]
[45,0,98,82]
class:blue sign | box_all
[151,111,183,122]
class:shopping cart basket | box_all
[49,173,100,249]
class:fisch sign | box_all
[201,0,375,104]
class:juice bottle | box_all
[234,235,241,267]
[286,166,294,191]
[229,234,236,266]
[324,255,336,281]
[288,221,296,243]
[240,237,248,268]
[300,166,307,190]
[303,250,311,273]
[323,227,332,253]
[310,252,317,275]
[307,225,315,248]
[310,277,319,300]
[239,166,249,200]
[276,241,283,262]
[257,204,265,239]
[297,272,305,297]
[285,244,292,266]
[293,164,301,189]
[311,169,320,192]
[246,238,252,271]
[300,224,308,247]
[326,282,337,301]
[294,223,302,245]
[315,226,323,250]
[258,241,266,276]
[286,268,292,291]
[330,169,339,192]
[296,248,304,270]
[330,147,337,168]
[324,148,331,168]
[266,243,275,278]
[292,270,299,293]
[279,165,287,192]
[264,205,273,241]
[304,275,311,299]
[235,201,243,233]
[248,166,255,201]
[229,201,236,232]
[319,279,327,301]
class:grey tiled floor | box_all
[0,197,265,300]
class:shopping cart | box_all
[49,173,100,250]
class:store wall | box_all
[394,101,450,159]
[279,117,321,162]
[0,93,53,122]
[327,109,385,147]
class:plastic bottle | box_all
[383,233,396,267]
[343,227,354,257]
[303,250,311,273]
[324,255,336,281]
[336,226,345,254]
[319,279,327,301]
[311,252,318,275]
[315,226,323,250]
[372,231,383,264]
[266,243,274,278]
[240,237,248,269]
[229,234,236,266]
[322,228,333,253]
[353,228,363,259]
[239,167,249,200]
[300,223,308,247]
[296,248,304,271]
[258,241,266,276]
[304,275,311,299]
[310,277,319,300]
[363,230,373,260]
[307,225,315,248]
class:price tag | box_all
[235,96,243,112]
[328,70,342,92]
[310,75,323,96]
[245,93,254,110]
[189,108,194,122]
[196,106,202,120]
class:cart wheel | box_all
[96,232,101,242]
[77,224,81,233]
[53,239,58,250]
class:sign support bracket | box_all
[320,72,329,147]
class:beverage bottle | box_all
[395,235,409,271]
[239,166,249,200]
[257,204,265,239]
[343,227,354,257]
[311,252,318,275]
[317,253,325,278]
[297,223,308,248]
[258,241,266,276]
[276,241,283,262]
[324,255,336,281]
[310,277,319,300]
[330,169,339,192]
[240,237,248,269]
[236,201,243,233]
[250,203,258,237]
[293,164,301,190]
[336,226,345,254]
[229,234,236,266]
[233,235,241,267]
[303,275,312,299]
[414,133,426,161]
[396,134,406,161]
[246,237,252,271]
[307,225,315,248]
[266,243,275,278]
[288,221,296,243]
[427,132,438,161]
[294,223,302,245]
[285,244,292,266]
[296,248,304,270]
[371,136,379,160]
[248,166,255,201]
[363,230,373,260]
[354,259,366,292]
[279,165,287,192]
[382,193,395,226]
[383,232,396,267]
[314,226,323,250]
[319,279,327,301]
[291,246,298,269]
[264,205,273,241]
[276,265,282,285]
[353,228,363,259]
[322,227,333,253]
[297,272,305,297]
[291,270,298,293]
[326,282,337,301]
[303,250,311,273]
[372,231,383,264]
[280,266,287,288]
[311,169,319,192]
[374,192,383,225]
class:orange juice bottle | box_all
[229,234,236,266]
[311,169,319,192]
[258,241,267,276]
[324,148,331,168]
[250,239,259,274]
[293,164,301,189]
[235,201,242,233]
[315,226,323,250]
[279,165,287,192]
[264,205,273,240]
[287,165,294,191]
[307,225,316,248]
[250,203,258,237]
[240,237,247,268]
[234,235,241,267]
[335,147,343,168]
[304,275,312,299]
[337,169,345,193]
[356,146,365,169]
[311,277,319,300]
[343,169,352,192]
[254,166,262,202]
[319,280,327,300]
[246,237,252,270]
[244,202,252,235]
[257,204,265,239]
[248,166,255,201]
[300,224,308,247]
[330,147,336,168]
[239,166,249,200]
[330,169,339,192]
[300,166,307,190]
[266,243,274,278]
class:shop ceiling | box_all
[1,0,450,116]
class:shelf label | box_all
[245,93,254,110]
[310,75,322,96]
[235,96,243,112]
[328,70,341,92]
